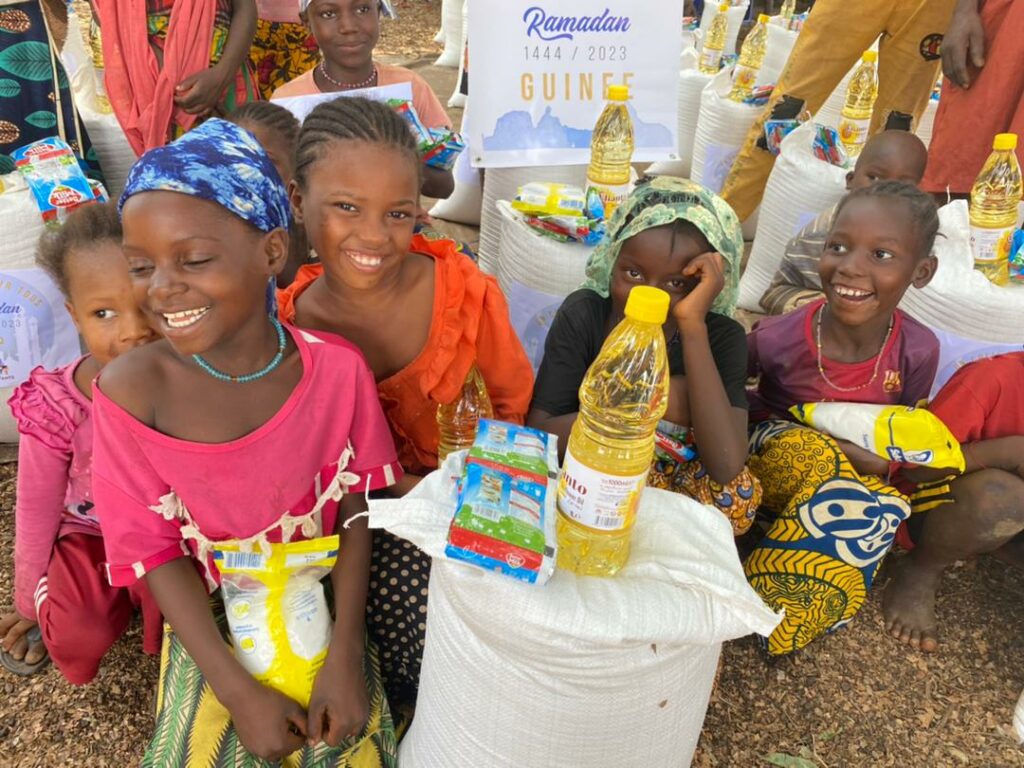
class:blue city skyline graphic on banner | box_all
[482,103,672,152]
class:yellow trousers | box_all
[720,0,956,221]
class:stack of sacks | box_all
[429,99,481,226]
[366,453,781,768]
[60,2,138,196]
[477,165,585,274]
[447,0,468,108]
[495,200,592,371]
[738,121,847,311]
[434,0,466,68]
[698,0,750,57]
[645,47,710,179]
[691,68,763,195]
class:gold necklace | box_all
[814,303,894,393]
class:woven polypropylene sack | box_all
[429,99,482,225]
[367,454,780,768]
[447,0,468,108]
[916,97,939,148]
[495,201,591,371]
[691,68,761,194]
[899,200,1024,344]
[1015,686,1024,744]
[477,165,585,274]
[738,121,846,310]
[434,0,465,68]
[698,1,750,57]
[759,21,799,86]
[646,48,709,178]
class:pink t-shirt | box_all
[8,359,99,619]
[256,0,300,22]
[92,326,403,589]
[271,63,453,129]
[747,299,939,421]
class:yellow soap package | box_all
[511,182,587,218]
[790,402,965,471]
[214,535,339,707]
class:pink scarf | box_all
[93,0,217,155]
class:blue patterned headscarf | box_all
[119,118,290,234]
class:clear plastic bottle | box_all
[556,286,670,577]
[586,84,635,218]
[728,14,770,102]
[837,51,878,160]
[970,133,1023,286]
[699,3,731,75]
[436,364,494,461]
[780,0,797,22]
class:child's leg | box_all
[36,532,135,685]
[671,460,762,536]
[883,468,1024,652]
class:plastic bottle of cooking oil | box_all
[969,133,1023,286]
[837,51,878,160]
[728,14,770,102]
[699,3,731,75]
[436,364,493,461]
[586,84,634,218]
[780,0,797,22]
[556,286,670,577]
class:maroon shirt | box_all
[747,299,939,422]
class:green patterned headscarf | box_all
[581,176,744,317]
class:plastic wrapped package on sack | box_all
[366,452,781,768]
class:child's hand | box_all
[307,651,370,747]
[0,610,44,663]
[174,65,229,116]
[229,682,308,761]
[672,252,725,332]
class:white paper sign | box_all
[272,82,414,122]
[467,2,683,167]
[0,268,80,388]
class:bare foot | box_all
[882,559,940,652]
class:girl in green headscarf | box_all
[528,176,761,536]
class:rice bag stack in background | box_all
[446,420,558,584]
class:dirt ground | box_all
[2,2,1024,766]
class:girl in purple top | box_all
[744,182,941,656]
[0,202,161,682]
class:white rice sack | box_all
[738,121,846,311]
[1015,686,1024,744]
[900,201,1024,344]
[447,0,468,108]
[758,20,799,86]
[916,96,939,148]
[367,453,780,768]
[691,68,762,194]
[698,1,750,57]
[429,99,482,226]
[434,0,465,68]
[646,48,709,179]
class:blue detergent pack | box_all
[445,420,559,584]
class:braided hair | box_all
[227,101,300,150]
[834,180,940,259]
[37,201,121,297]
[293,96,421,189]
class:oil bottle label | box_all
[557,449,647,531]
[586,179,631,219]
[970,225,1014,266]
[838,116,869,148]
[732,65,757,92]
[699,48,723,73]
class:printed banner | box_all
[467,2,684,167]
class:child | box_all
[250,0,320,99]
[272,0,454,199]
[91,0,259,153]
[760,130,930,315]
[277,96,533,726]
[227,101,313,287]
[0,202,160,681]
[93,119,400,765]
[746,180,940,656]
[528,177,762,536]
[884,352,1024,652]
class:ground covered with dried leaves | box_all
[2,2,1023,766]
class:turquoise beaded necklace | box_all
[192,316,287,384]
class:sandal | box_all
[0,625,50,676]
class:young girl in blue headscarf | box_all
[528,176,761,535]
[92,118,399,767]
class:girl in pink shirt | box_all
[0,202,161,682]
[93,119,400,766]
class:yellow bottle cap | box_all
[718,3,730,11]
[862,50,878,63]
[994,133,1018,151]
[624,286,670,325]
[607,84,629,101]
[758,13,769,23]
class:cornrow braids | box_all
[293,96,421,189]
[227,101,300,148]
[37,201,122,297]
[834,179,940,259]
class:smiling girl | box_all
[745,180,940,657]
[92,119,400,766]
